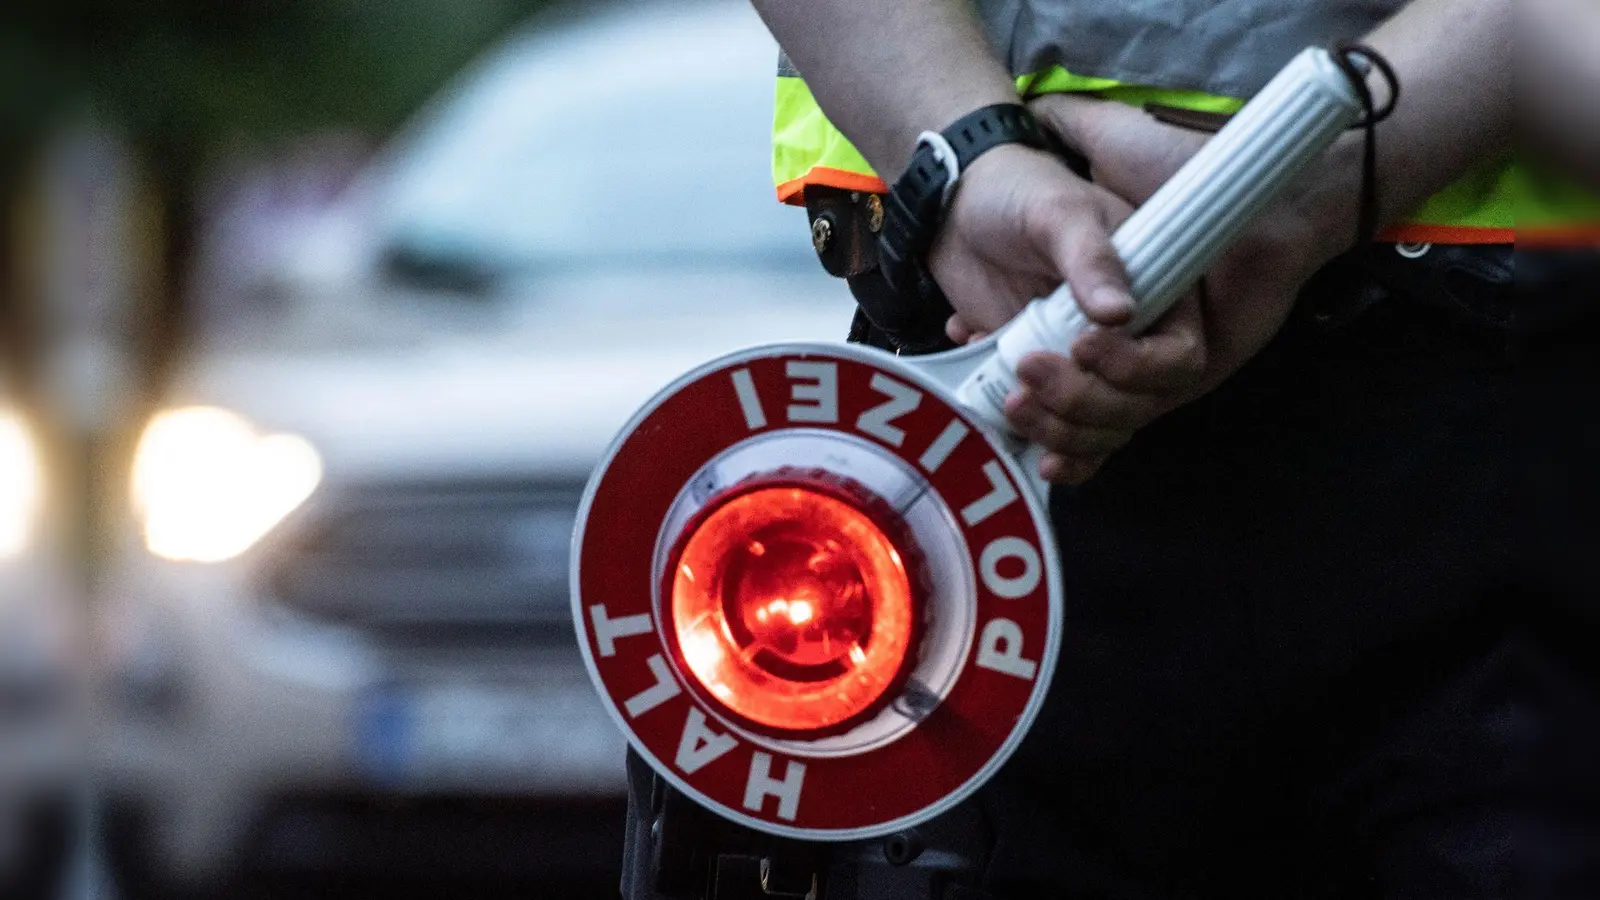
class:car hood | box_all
[168,303,856,482]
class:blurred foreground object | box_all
[91,0,854,893]
[0,403,81,900]
[0,412,43,560]
[1518,0,1600,193]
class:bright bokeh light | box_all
[0,411,42,559]
[132,407,322,563]
[669,485,917,736]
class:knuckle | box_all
[1031,187,1089,235]
[1165,334,1207,380]
[1032,420,1071,454]
[1094,352,1141,389]
[1080,239,1120,274]
[1180,330,1205,362]
[1005,401,1040,432]
[1045,426,1077,455]
[1046,371,1096,418]
[1018,191,1069,246]
[1023,355,1071,399]
[1057,383,1095,419]
[1061,217,1111,256]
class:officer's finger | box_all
[1004,394,1134,458]
[1023,178,1137,327]
[1071,294,1208,395]
[1011,351,1165,430]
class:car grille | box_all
[261,478,587,640]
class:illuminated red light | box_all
[666,483,918,736]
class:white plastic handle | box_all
[956,47,1366,434]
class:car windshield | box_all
[374,5,817,282]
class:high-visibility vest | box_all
[773,66,1600,246]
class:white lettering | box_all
[976,618,1038,680]
[979,536,1043,599]
[786,361,839,423]
[961,460,1018,527]
[731,368,767,430]
[589,605,654,658]
[855,374,922,447]
[918,419,969,473]
[624,654,683,718]
[674,707,738,774]
[743,752,807,822]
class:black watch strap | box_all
[877,103,1050,295]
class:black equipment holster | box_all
[804,187,957,356]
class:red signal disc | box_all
[665,483,917,737]
[574,344,1061,840]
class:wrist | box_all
[877,103,1051,294]
[877,84,1020,174]
[1285,131,1368,261]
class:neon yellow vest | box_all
[774,67,1600,245]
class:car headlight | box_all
[0,410,42,559]
[132,407,322,563]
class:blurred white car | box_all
[94,0,854,890]
[0,406,79,900]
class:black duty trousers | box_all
[981,244,1600,899]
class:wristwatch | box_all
[876,103,1052,300]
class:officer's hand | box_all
[1004,93,1356,484]
[929,144,1139,337]
[1002,293,1207,484]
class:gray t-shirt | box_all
[976,0,1406,97]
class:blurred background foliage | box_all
[0,0,567,390]
[0,0,572,571]
[2,0,557,153]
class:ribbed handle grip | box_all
[1115,48,1363,331]
[957,47,1365,435]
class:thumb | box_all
[1023,172,1137,327]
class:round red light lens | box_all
[668,485,916,735]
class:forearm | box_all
[1362,0,1512,227]
[750,0,1016,175]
